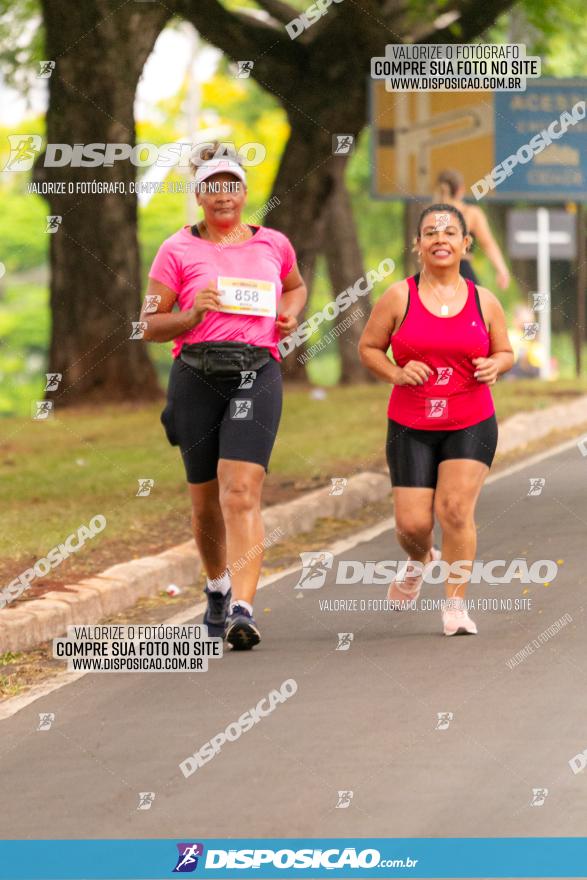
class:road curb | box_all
[0,471,390,654]
[2,394,587,654]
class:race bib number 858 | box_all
[217,276,276,318]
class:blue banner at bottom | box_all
[0,838,586,879]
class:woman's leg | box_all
[434,458,489,600]
[387,487,436,601]
[187,479,227,579]
[393,487,435,565]
[217,458,266,606]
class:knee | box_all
[434,496,472,531]
[395,514,433,545]
[219,480,260,518]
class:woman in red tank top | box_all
[359,204,514,636]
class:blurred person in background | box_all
[435,169,511,290]
[505,304,558,379]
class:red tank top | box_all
[387,274,495,429]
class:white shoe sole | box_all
[443,619,478,636]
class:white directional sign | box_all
[507,209,576,379]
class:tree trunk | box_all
[35,0,171,406]
[266,122,342,382]
[404,200,429,276]
[323,178,373,383]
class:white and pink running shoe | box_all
[387,546,441,607]
[441,596,478,636]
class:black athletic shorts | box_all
[161,355,283,484]
[386,414,498,488]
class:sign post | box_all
[507,208,576,379]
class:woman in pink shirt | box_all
[141,147,306,650]
[359,204,514,636]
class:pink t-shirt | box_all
[148,225,296,359]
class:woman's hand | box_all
[184,287,222,329]
[396,360,433,386]
[276,313,298,338]
[472,356,499,385]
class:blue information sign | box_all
[493,79,587,200]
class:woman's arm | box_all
[469,206,511,290]
[276,263,307,337]
[359,283,432,386]
[472,288,515,384]
[140,278,219,343]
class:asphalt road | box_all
[1,440,586,853]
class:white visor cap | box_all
[193,158,247,188]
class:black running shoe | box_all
[203,585,231,638]
[224,604,261,650]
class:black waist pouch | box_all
[180,341,271,378]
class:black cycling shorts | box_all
[161,355,283,484]
[386,414,498,488]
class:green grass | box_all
[5,273,586,412]
[1,378,586,570]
